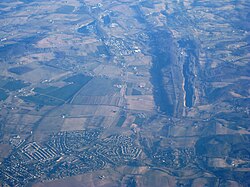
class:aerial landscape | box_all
[0,0,249,186]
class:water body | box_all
[183,58,194,107]
[178,39,197,107]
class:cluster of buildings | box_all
[0,129,141,186]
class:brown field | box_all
[0,144,11,161]
[34,116,64,142]
[20,65,67,84]
[0,0,249,186]
[215,123,250,135]
[61,118,87,131]
[192,178,215,187]
[208,158,230,168]
[160,137,198,148]
[94,105,120,117]
[7,114,40,126]
[69,105,98,117]
[126,95,155,112]
[17,52,55,65]
[125,54,152,66]
[33,168,122,187]
[72,96,123,107]
[93,64,122,77]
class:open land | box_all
[0,0,249,186]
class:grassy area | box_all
[20,95,64,106]
[0,89,8,101]
[2,80,30,91]
[134,116,145,125]
[116,116,126,127]
[132,89,142,95]
[8,66,32,75]
[0,79,8,88]
[22,74,92,106]
[34,86,58,94]
[64,74,92,85]
[49,84,83,101]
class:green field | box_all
[21,74,92,106]
[134,116,145,125]
[0,89,8,101]
[2,79,30,91]
[20,95,64,106]
[116,116,126,127]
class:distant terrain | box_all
[0,0,249,186]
